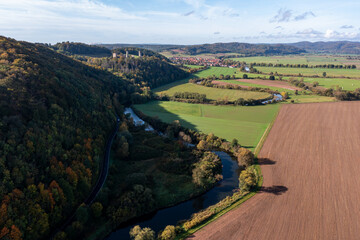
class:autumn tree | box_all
[196,140,209,151]
[236,148,254,167]
[192,152,222,187]
[10,225,22,240]
[129,225,155,240]
[280,92,289,100]
[159,225,176,240]
[239,166,258,191]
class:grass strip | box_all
[176,106,281,239]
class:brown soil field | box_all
[190,102,360,240]
[213,79,302,91]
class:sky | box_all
[1,0,360,44]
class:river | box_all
[106,109,240,240]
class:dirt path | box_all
[213,79,302,91]
[190,102,360,240]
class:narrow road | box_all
[84,115,120,204]
[51,115,120,238]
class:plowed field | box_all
[191,102,360,240]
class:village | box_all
[170,56,240,68]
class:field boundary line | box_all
[254,105,281,157]
[178,105,282,239]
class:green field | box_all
[154,66,273,101]
[231,55,360,66]
[217,80,293,92]
[154,80,272,101]
[134,101,280,151]
[215,80,335,103]
[281,76,360,91]
[256,66,360,78]
[185,64,203,69]
[180,62,360,91]
[286,94,335,103]
[194,66,242,78]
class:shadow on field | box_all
[153,75,198,92]
[242,145,254,149]
[259,185,288,195]
[258,158,276,165]
[135,100,197,131]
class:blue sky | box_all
[1,0,360,44]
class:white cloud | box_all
[296,28,323,37]
[270,8,316,23]
[270,8,292,23]
[324,29,358,39]
[0,0,144,21]
[340,25,354,29]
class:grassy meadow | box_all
[231,55,360,67]
[187,65,360,91]
[256,66,360,78]
[217,80,292,92]
[282,76,360,91]
[134,101,280,151]
[194,66,242,78]
[155,82,272,101]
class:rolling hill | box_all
[289,41,360,54]
[0,36,135,239]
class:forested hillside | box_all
[82,53,189,89]
[113,47,167,60]
[179,42,305,56]
[0,37,214,240]
[0,36,136,239]
[52,42,111,56]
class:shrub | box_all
[235,148,254,167]
[129,225,155,240]
[239,166,258,191]
[159,225,176,240]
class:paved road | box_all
[84,116,120,204]
[51,116,120,238]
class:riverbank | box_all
[106,151,239,240]
[85,109,239,240]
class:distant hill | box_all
[52,41,112,56]
[176,42,306,56]
[98,43,184,52]
[98,41,360,56]
[288,41,360,54]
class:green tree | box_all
[76,205,89,224]
[231,139,239,147]
[54,231,67,240]
[323,72,327,77]
[312,81,319,87]
[91,202,103,218]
